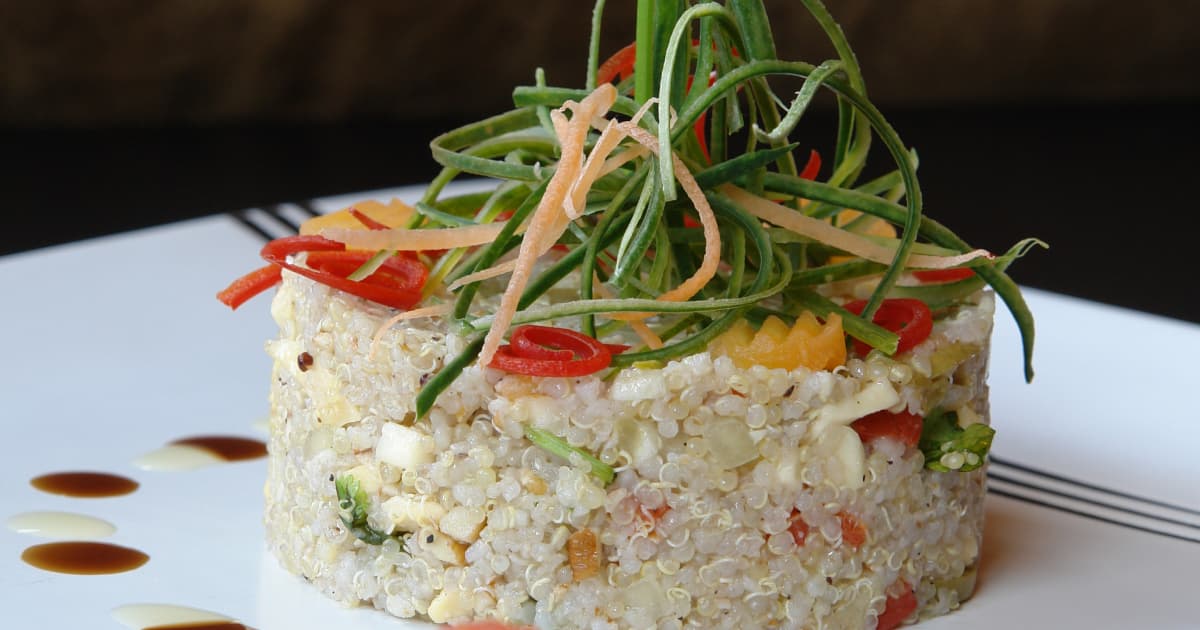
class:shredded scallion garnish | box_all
[357,0,1042,415]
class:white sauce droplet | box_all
[133,444,224,471]
[111,603,233,629]
[6,511,116,539]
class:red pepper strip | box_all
[799,149,822,180]
[599,41,714,161]
[217,264,282,310]
[489,325,613,377]
[843,298,933,356]
[260,235,427,310]
[604,343,631,355]
[685,73,712,163]
[850,409,923,448]
[596,42,638,85]
[912,267,976,283]
[877,581,918,630]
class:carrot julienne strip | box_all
[479,84,619,366]
[320,221,512,252]
[722,184,992,269]
[606,123,721,321]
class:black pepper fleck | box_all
[329,474,335,482]
[298,352,314,372]
[826,576,833,584]
[783,385,795,397]
[426,534,435,543]
[419,373,430,386]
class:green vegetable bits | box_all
[920,408,996,473]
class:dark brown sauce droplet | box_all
[170,436,267,462]
[30,471,139,498]
[145,623,248,630]
[21,541,148,575]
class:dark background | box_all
[1,1,1197,322]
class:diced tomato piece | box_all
[788,509,810,547]
[838,511,867,548]
[851,410,923,449]
[877,581,918,630]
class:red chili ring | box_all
[490,325,613,377]
[844,298,933,355]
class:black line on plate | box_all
[230,211,273,242]
[990,455,1200,517]
[988,471,1199,531]
[294,200,322,218]
[988,486,1200,545]
[264,204,302,234]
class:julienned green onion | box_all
[403,0,1040,415]
[524,425,616,485]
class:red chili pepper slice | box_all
[604,343,632,355]
[877,581,918,630]
[217,264,282,310]
[598,41,714,161]
[843,298,933,355]
[596,42,638,85]
[799,148,822,180]
[912,267,975,283]
[489,325,613,377]
[850,409,923,448]
[260,235,427,310]
[348,208,391,231]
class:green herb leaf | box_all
[919,408,995,473]
[334,474,405,547]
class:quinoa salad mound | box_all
[219,1,1041,628]
[263,272,994,628]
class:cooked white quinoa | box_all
[264,271,994,629]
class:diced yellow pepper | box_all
[299,198,416,240]
[829,210,899,264]
[711,312,846,371]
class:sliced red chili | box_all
[851,409,923,448]
[844,298,933,356]
[877,581,918,630]
[596,42,637,85]
[912,267,975,283]
[260,235,426,310]
[348,208,390,231]
[599,40,714,162]
[489,325,613,377]
[217,264,282,310]
[799,148,822,180]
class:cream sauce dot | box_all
[6,510,116,539]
